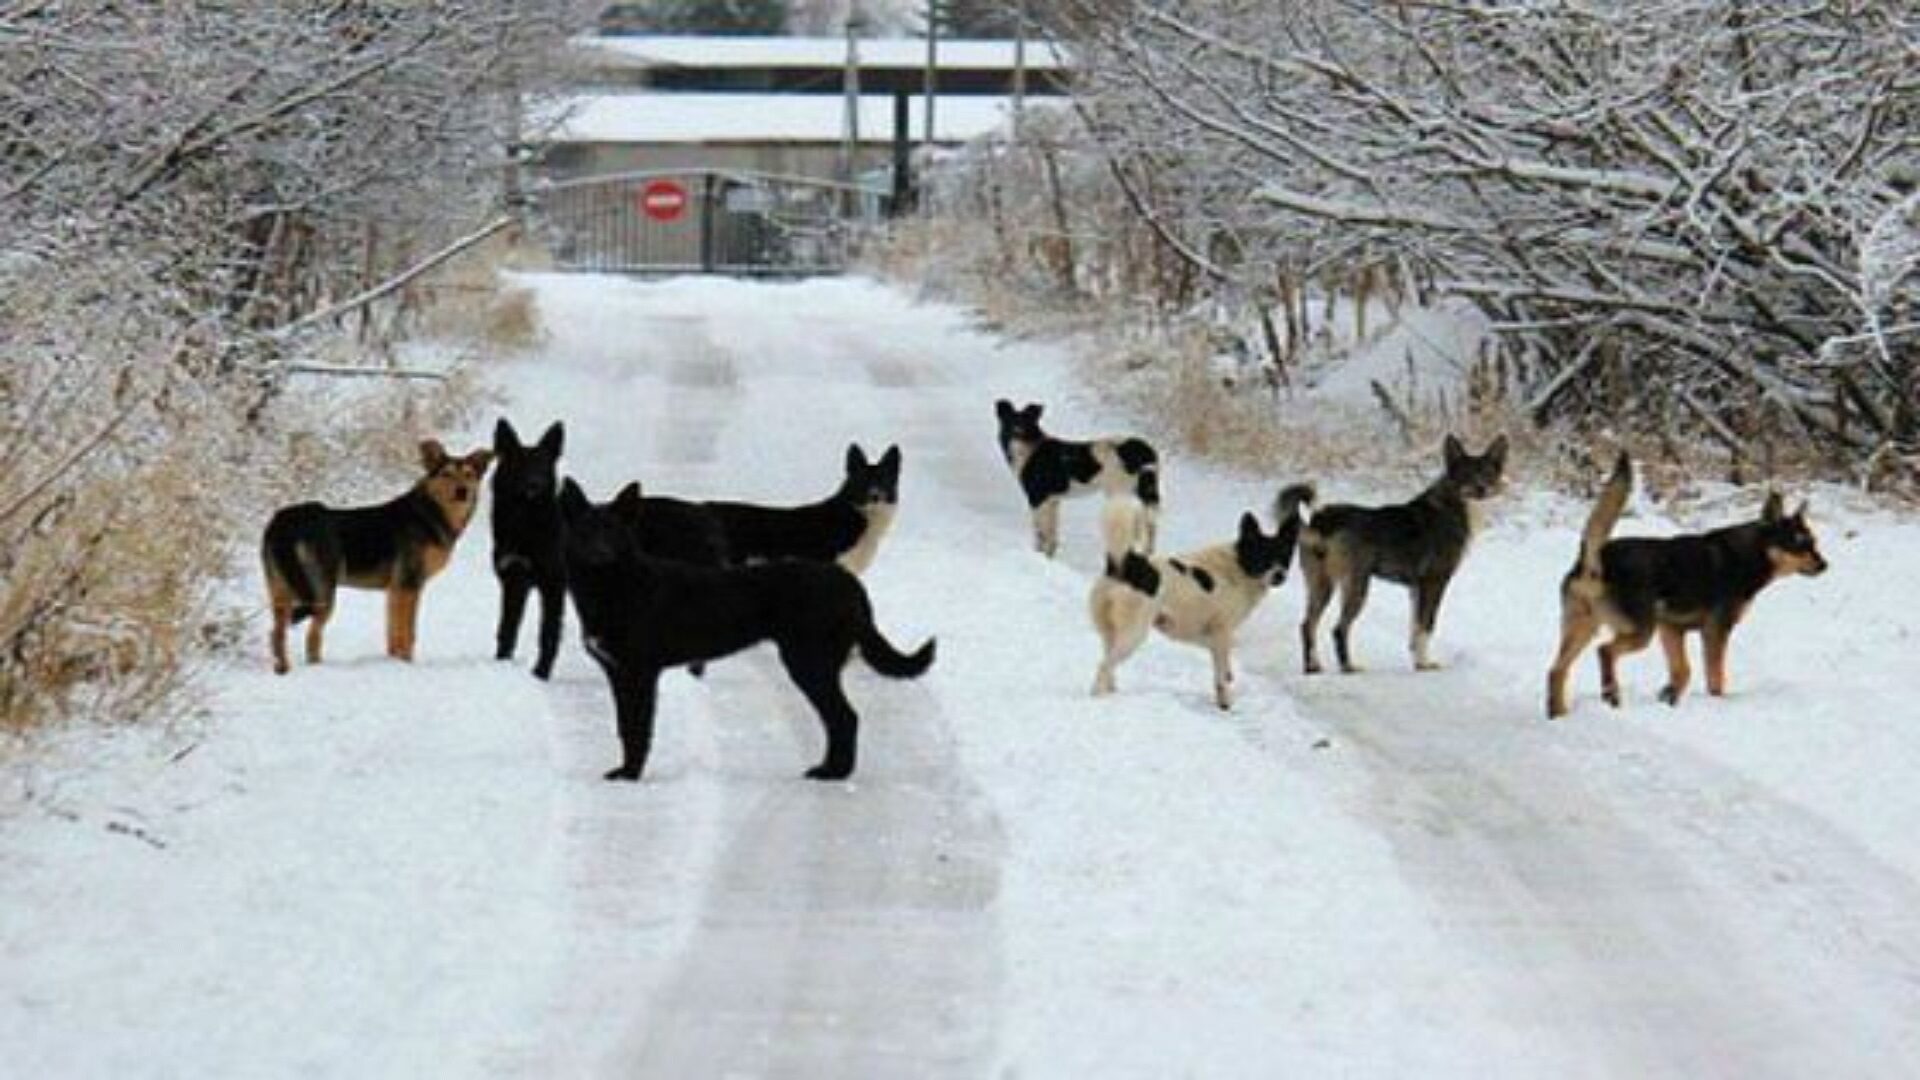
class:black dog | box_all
[492,417,735,681]
[703,443,901,574]
[491,419,567,679]
[995,400,1160,557]
[560,479,935,782]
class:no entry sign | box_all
[638,178,689,222]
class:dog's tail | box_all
[1577,452,1633,578]
[858,622,936,679]
[262,509,322,625]
[1276,482,1317,524]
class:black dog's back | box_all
[702,499,859,564]
[627,494,734,567]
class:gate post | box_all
[699,172,717,273]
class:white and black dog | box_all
[1090,484,1314,709]
[995,399,1160,558]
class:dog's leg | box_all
[1333,573,1372,674]
[389,588,422,661]
[604,667,661,782]
[1598,626,1653,707]
[304,604,331,667]
[495,574,531,662]
[1033,498,1062,557]
[270,603,293,675]
[532,579,565,681]
[1411,577,1450,671]
[1703,618,1734,697]
[1657,625,1693,706]
[1091,594,1151,696]
[1299,563,1333,675]
[1545,607,1599,718]
[781,645,860,781]
[1208,631,1235,710]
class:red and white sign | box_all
[637,179,689,222]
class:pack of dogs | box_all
[261,400,1830,786]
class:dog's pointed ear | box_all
[1762,489,1785,523]
[995,399,1015,422]
[879,444,902,473]
[1486,434,1510,469]
[1792,498,1810,521]
[614,481,644,513]
[1443,434,1465,468]
[558,478,589,521]
[846,443,869,472]
[537,422,564,458]
[1024,403,1044,423]
[494,418,522,455]
[1239,511,1263,543]
[465,448,495,474]
[420,439,449,472]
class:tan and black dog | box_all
[1299,434,1508,674]
[1545,453,1828,718]
[1090,484,1313,709]
[262,439,493,674]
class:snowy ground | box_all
[6,274,1920,1078]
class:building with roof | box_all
[539,33,1068,183]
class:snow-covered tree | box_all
[1029,1,1920,467]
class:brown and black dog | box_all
[262,439,493,674]
[1545,453,1828,718]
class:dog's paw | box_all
[1658,685,1684,706]
[531,663,554,682]
[1303,660,1323,676]
[602,765,643,782]
[804,763,853,782]
[1601,686,1622,708]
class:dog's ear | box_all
[614,481,644,513]
[420,439,449,472]
[1239,511,1263,544]
[1761,490,1785,523]
[464,448,494,474]
[845,443,870,473]
[1792,499,1810,521]
[878,444,902,473]
[537,422,564,459]
[1024,403,1044,423]
[558,478,590,521]
[1486,434,1510,470]
[494,418,522,455]
[995,399,1015,422]
[1442,434,1465,469]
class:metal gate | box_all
[533,169,886,276]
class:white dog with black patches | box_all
[995,399,1161,557]
[1090,484,1314,709]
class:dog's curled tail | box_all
[859,624,936,679]
[1578,452,1633,578]
[1276,482,1317,523]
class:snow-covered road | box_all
[7,274,1920,1077]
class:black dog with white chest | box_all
[703,443,901,575]
[560,479,935,783]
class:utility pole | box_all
[1012,0,1027,144]
[842,13,866,216]
[923,0,939,150]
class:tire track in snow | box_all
[1259,664,1920,1076]
[606,303,1004,1076]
